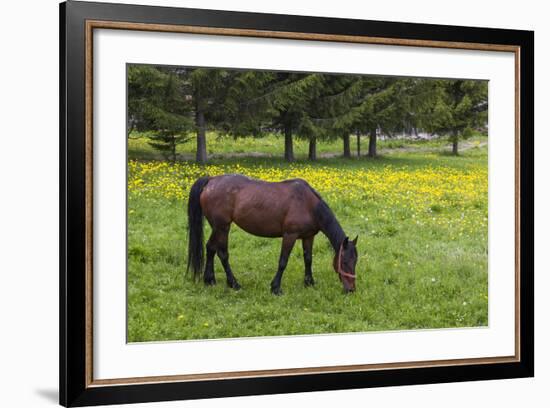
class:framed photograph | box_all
[60,1,534,406]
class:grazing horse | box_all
[186,174,358,294]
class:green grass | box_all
[128,130,487,160]
[127,138,488,342]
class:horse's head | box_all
[334,236,358,293]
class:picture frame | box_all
[59,0,534,406]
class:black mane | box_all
[313,198,346,252]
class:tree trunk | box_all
[356,131,361,157]
[452,139,459,155]
[368,127,377,158]
[284,124,294,162]
[343,133,351,158]
[170,136,177,163]
[308,137,317,161]
[127,121,135,138]
[195,109,207,164]
[451,130,459,155]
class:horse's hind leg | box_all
[214,225,241,290]
[204,232,218,286]
[302,236,315,287]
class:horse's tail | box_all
[186,176,210,281]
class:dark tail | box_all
[186,176,210,281]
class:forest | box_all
[127,65,488,163]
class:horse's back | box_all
[200,174,320,238]
[204,174,315,199]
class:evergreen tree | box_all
[183,68,237,163]
[190,69,320,163]
[218,70,278,138]
[301,74,364,159]
[269,73,325,162]
[320,75,364,159]
[349,77,401,158]
[423,79,488,155]
[311,76,396,159]
[127,65,193,162]
[232,72,325,162]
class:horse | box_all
[186,174,358,294]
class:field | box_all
[127,131,480,160]
[127,134,488,342]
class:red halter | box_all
[337,242,356,280]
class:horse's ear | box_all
[352,235,358,245]
[342,237,349,248]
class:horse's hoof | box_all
[204,278,216,286]
[228,281,241,290]
[271,287,283,296]
[304,276,315,287]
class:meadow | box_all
[127,131,475,160]
[127,134,488,342]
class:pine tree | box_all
[422,79,488,155]
[127,65,193,162]
[219,70,276,138]
[266,73,325,162]
[223,72,328,162]
[300,74,364,159]
[183,68,237,163]
[348,77,401,158]
[302,76,397,159]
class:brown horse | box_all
[186,174,358,294]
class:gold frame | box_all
[84,20,521,388]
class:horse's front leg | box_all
[271,233,298,295]
[302,236,315,287]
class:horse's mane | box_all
[309,186,346,252]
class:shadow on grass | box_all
[197,151,482,170]
[128,144,487,174]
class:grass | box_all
[127,136,488,342]
[128,130,487,160]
